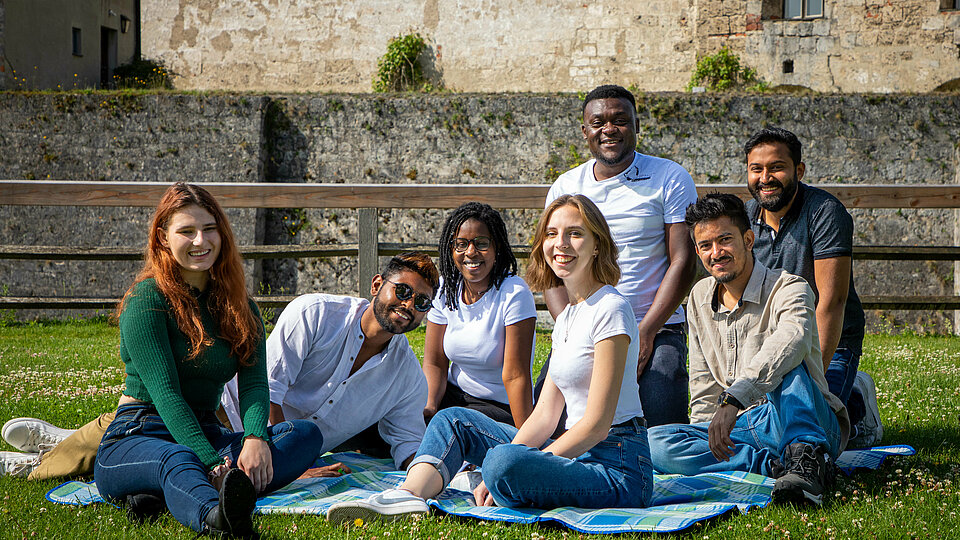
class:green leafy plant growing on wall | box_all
[373,33,428,92]
[686,47,767,92]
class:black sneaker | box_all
[124,493,165,523]
[772,443,831,505]
[767,456,786,479]
[204,469,258,538]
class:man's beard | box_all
[710,257,739,284]
[749,173,799,212]
[595,145,634,167]
[372,295,417,334]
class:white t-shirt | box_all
[549,285,643,429]
[426,274,537,404]
[547,152,698,326]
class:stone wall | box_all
[140,0,960,93]
[0,93,268,319]
[700,0,960,93]
[2,92,959,332]
[141,0,697,93]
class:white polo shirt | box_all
[547,152,698,326]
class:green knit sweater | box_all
[118,278,270,468]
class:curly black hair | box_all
[437,202,518,310]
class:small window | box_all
[940,0,960,11]
[72,27,82,56]
[783,60,794,73]
[784,0,823,19]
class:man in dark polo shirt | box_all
[742,127,881,448]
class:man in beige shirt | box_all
[648,193,848,506]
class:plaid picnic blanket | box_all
[46,444,915,534]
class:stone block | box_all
[840,31,857,48]
[812,18,831,35]
[922,16,945,31]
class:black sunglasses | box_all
[384,279,433,312]
[452,236,492,253]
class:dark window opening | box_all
[72,27,82,56]
[940,0,960,11]
[783,60,794,73]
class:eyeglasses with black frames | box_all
[384,279,433,312]
[452,236,492,253]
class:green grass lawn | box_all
[1,320,958,539]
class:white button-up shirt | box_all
[221,293,427,468]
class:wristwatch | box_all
[717,391,744,410]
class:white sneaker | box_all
[2,418,76,453]
[0,451,41,478]
[848,371,883,449]
[448,469,483,493]
[326,488,429,524]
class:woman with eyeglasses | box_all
[422,202,537,428]
[326,194,652,522]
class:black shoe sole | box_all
[772,485,823,506]
[219,469,258,538]
[124,493,166,523]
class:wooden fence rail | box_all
[3,180,960,312]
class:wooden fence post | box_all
[358,208,379,299]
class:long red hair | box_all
[117,182,262,366]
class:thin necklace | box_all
[462,281,491,305]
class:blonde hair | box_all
[526,194,620,291]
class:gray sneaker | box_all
[2,418,76,453]
[0,451,41,478]
[327,488,429,524]
[847,371,883,449]
[772,443,831,506]
[448,469,483,493]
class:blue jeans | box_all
[648,363,841,476]
[824,347,866,427]
[94,403,322,532]
[411,407,653,509]
[638,323,689,426]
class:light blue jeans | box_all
[410,407,653,509]
[647,363,841,476]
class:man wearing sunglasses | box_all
[221,251,440,471]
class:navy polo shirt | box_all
[746,182,865,356]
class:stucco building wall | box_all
[140,0,960,93]
[1,0,138,90]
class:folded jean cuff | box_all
[408,454,451,486]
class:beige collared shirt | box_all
[687,259,849,445]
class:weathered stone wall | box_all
[139,0,694,93]
[0,94,268,319]
[700,0,960,93]
[140,0,960,93]
[2,92,959,332]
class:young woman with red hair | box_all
[93,183,321,537]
